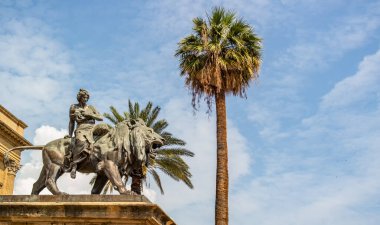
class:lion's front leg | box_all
[97,160,132,195]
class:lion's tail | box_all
[3,145,45,167]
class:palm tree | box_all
[175,7,262,225]
[90,100,194,195]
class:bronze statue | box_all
[4,90,165,195]
[5,119,164,195]
[68,89,103,179]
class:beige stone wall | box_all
[0,105,30,195]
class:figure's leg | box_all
[98,160,130,195]
[70,164,77,179]
[71,139,86,179]
[31,165,47,195]
[91,173,109,194]
[45,164,66,195]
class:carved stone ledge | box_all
[0,195,176,225]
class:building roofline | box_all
[0,105,28,129]
[0,121,32,146]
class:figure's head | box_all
[77,89,90,104]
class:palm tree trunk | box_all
[131,176,142,195]
[215,92,229,225]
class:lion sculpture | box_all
[4,119,164,195]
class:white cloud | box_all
[0,18,75,125]
[247,2,380,142]
[6,1,380,225]
[275,2,380,71]
[0,19,72,77]
[33,125,67,145]
[237,49,380,225]
[231,167,380,225]
[320,49,380,110]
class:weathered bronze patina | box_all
[68,89,103,179]
[4,89,164,195]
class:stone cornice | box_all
[0,105,27,129]
[0,195,176,225]
[0,121,31,147]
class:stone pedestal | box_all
[0,195,176,225]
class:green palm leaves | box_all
[176,7,262,225]
[175,7,262,109]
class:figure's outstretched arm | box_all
[93,110,104,121]
[86,105,103,121]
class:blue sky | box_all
[1,0,380,224]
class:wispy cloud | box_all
[320,49,380,110]
[274,2,380,71]
[0,18,75,132]
[3,1,380,224]
[247,1,380,143]
[239,48,380,225]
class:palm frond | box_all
[146,106,160,127]
[133,102,140,119]
[156,148,195,157]
[128,99,135,118]
[175,6,262,109]
[161,133,186,146]
[140,101,153,122]
[181,175,194,189]
[103,113,119,125]
[155,157,193,181]
[152,119,168,134]
[149,169,164,194]
[123,111,130,120]
[110,106,125,122]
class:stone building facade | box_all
[0,105,31,195]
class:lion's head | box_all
[129,119,164,166]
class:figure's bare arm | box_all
[69,105,76,137]
[86,105,103,121]
[93,109,103,121]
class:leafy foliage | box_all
[175,7,262,224]
[175,6,262,109]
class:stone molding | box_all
[0,105,27,129]
[0,121,31,147]
[0,195,176,225]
